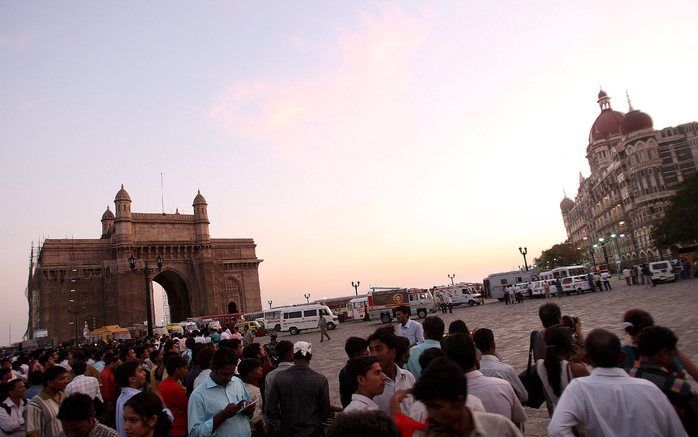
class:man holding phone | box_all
[188,348,254,437]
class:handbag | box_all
[518,330,546,408]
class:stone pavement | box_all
[266,277,698,436]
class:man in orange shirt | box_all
[99,352,118,427]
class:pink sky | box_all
[1,1,698,341]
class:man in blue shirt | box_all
[394,306,425,346]
[188,348,252,437]
[405,316,444,380]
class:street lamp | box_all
[304,293,311,303]
[351,281,360,295]
[129,253,164,338]
[518,247,529,271]
[268,300,273,309]
[448,274,456,285]
[597,238,610,270]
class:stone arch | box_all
[153,268,192,323]
[225,277,243,314]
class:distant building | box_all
[27,186,263,343]
[561,90,697,267]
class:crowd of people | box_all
[0,299,696,436]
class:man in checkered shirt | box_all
[65,362,103,402]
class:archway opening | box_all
[228,301,238,314]
[152,269,192,325]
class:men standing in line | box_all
[188,347,252,437]
[549,329,686,437]
[394,306,424,346]
[265,341,331,437]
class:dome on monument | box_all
[101,206,115,220]
[598,89,608,99]
[620,109,653,135]
[115,184,131,202]
[560,197,574,211]
[193,190,207,205]
[589,109,625,143]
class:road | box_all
[266,277,698,436]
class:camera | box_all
[562,315,578,330]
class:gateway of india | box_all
[26,185,263,343]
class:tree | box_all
[534,242,585,271]
[652,172,698,248]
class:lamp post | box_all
[518,247,529,271]
[267,300,273,309]
[598,238,610,270]
[351,281,360,296]
[129,253,163,338]
[589,246,597,268]
[304,293,311,303]
[448,274,455,286]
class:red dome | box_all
[560,197,574,211]
[589,109,625,143]
[620,110,653,135]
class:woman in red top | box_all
[158,355,189,437]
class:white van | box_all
[432,285,482,307]
[561,275,592,295]
[348,296,369,320]
[280,303,338,335]
[178,321,198,333]
[648,261,676,284]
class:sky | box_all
[1,1,697,343]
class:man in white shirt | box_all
[442,333,527,429]
[343,356,386,413]
[473,328,528,403]
[394,306,424,346]
[369,327,416,415]
[549,329,686,437]
[64,362,103,402]
[114,361,147,437]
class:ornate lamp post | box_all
[518,247,529,271]
[448,274,456,285]
[129,253,164,338]
[268,300,273,309]
[304,293,311,303]
[351,281,360,296]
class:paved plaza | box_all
[269,277,698,436]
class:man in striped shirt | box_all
[27,366,69,437]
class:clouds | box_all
[209,4,432,167]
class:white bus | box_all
[484,270,533,300]
[539,270,555,281]
[431,284,482,307]
[552,265,587,280]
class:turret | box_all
[193,190,210,242]
[113,184,134,246]
[101,206,115,238]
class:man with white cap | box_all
[264,341,331,437]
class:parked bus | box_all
[431,283,482,307]
[539,270,555,281]
[243,311,265,323]
[484,270,533,300]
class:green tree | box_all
[534,242,585,271]
[652,172,698,247]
